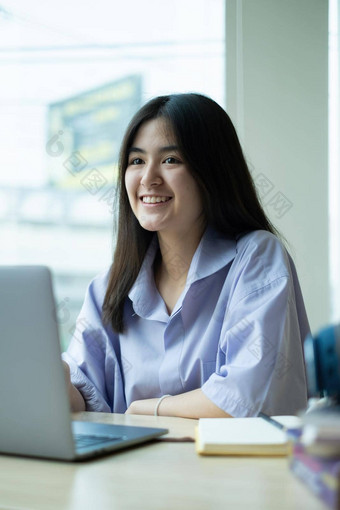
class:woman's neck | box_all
[155,224,206,287]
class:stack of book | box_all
[195,408,340,508]
[194,409,340,508]
[289,406,340,509]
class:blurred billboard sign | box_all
[46,74,142,189]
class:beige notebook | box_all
[195,416,301,456]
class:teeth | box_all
[142,196,170,203]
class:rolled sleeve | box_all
[62,271,126,413]
[62,351,111,412]
[202,275,307,417]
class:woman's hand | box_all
[62,359,71,386]
[125,398,159,415]
[62,360,86,412]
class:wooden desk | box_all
[0,413,327,510]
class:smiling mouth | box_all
[141,196,172,204]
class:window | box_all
[0,0,225,348]
[329,0,340,323]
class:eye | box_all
[129,157,144,165]
[163,157,180,164]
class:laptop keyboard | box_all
[74,433,126,449]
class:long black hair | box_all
[103,93,279,332]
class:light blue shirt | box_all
[63,226,309,417]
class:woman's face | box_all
[125,117,205,238]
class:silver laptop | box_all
[0,265,168,461]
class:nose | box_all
[140,161,162,188]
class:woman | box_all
[63,93,309,418]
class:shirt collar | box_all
[128,236,167,320]
[186,225,237,287]
[128,225,237,319]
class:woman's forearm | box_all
[125,389,232,418]
[69,383,86,412]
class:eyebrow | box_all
[128,145,179,155]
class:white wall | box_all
[226,0,329,332]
